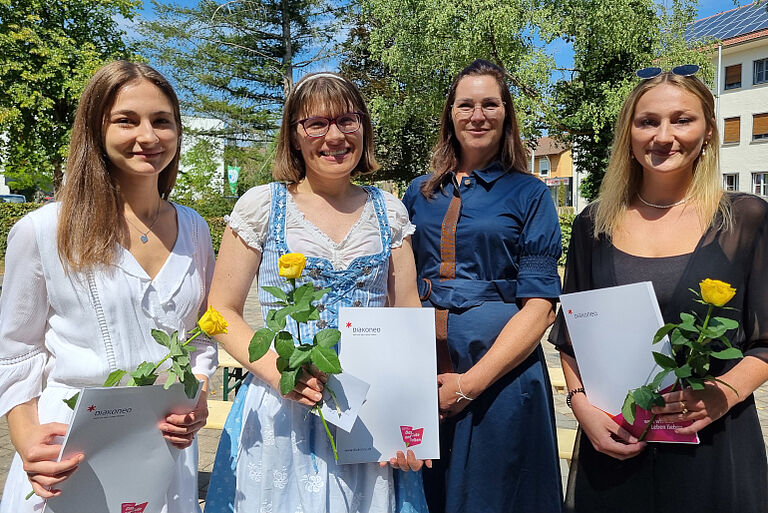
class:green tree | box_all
[174,138,224,202]
[546,0,710,200]
[139,0,346,144]
[0,0,139,194]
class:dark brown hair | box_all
[421,59,529,197]
[272,72,379,182]
[57,61,182,271]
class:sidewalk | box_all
[1,277,768,507]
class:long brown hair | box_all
[421,59,529,197]
[57,61,182,272]
[272,72,378,183]
[594,71,729,238]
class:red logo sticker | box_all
[346,322,352,328]
[400,425,424,447]
[88,404,96,412]
[568,309,573,314]
[121,503,148,513]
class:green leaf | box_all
[310,345,342,374]
[632,385,657,410]
[711,347,743,360]
[678,312,697,332]
[653,323,677,343]
[674,364,692,378]
[669,329,692,347]
[165,368,178,389]
[289,346,312,368]
[266,309,288,331]
[279,368,301,395]
[621,393,637,424]
[650,369,671,390]
[652,352,677,370]
[294,283,315,305]
[314,329,341,348]
[182,370,200,399]
[313,287,331,301]
[104,369,127,387]
[274,331,296,359]
[262,286,288,302]
[290,306,314,323]
[249,328,275,362]
[129,361,159,386]
[63,392,80,411]
[276,356,289,373]
[274,307,292,329]
[713,316,739,330]
[151,329,171,348]
[308,308,321,321]
[687,378,706,390]
[701,324,727,339]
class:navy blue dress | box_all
[402,162,563,513]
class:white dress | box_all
[0,202,218,513]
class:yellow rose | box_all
[699,279,736,307]
[198,306,228,336]
[279,253,307,279]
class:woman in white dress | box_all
[0,61,217,512]
[204,72,429,513]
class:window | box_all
[725,64,742,90]
[539,157,550,177]
[754,58,768,85]
[723,174,739,191]
[753,113,768,140]
[723,117,740,144]
[752,173,768,197]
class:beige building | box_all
[529,136,584,210]
[687,2,768,196]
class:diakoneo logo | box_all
[344,321,382,336]
[566,308,599,319]
[88,403,133,419]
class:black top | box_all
[549,193,768,513]
[612,248,691,314]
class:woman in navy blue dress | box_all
[402,59,563,513]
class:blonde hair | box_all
[272,72,378,183]
[594,72,730,238]
[57,61,182,271]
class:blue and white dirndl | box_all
[205,182,427,513]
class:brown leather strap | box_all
[439,194,461,281]
[435,308,454,373]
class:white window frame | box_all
[752,172,768,197]
[722,173,739,192]
[538,157,551,177]
[754,58,768,85]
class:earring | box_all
[701,145,707,156]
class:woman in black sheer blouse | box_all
[549,69,768,513]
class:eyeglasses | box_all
[451,99,506,118]
[635,64,700,80]
[295,112,363,138]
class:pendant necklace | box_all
[637,193,688,209]
[125,205,162,244]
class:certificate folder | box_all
[336,307,440,463]
[44,382,200,513]
[560,282,698,443]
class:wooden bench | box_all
[548,366,567,393]
[557,427,577,461]
[204,400,233,430]
[218,347,248,401]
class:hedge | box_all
[0,203,44,256]
[558,211,576,267]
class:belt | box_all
[418,277,517,309]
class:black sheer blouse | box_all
[550,193,768,374]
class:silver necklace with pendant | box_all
[125,205,161,244]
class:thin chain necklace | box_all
[124,204,162,244]
[637,193,688,209]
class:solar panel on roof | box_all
[686,2,768,43]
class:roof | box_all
[532,137,569,157]
[685,2,768,46]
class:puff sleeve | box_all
[515,184,562,300]
[382,190,416,249]
[227,184,271,251]
[0,215,50,417]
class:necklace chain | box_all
[637,193,688,209]
[124,204,162,244]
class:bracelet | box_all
[455,374,475,403]
[566,387,585,408]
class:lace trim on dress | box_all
[0,347,45,365]
[285,189,374,249]
[228,210,267,251]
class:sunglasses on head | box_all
[635,64,700,80]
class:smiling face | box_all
[451,74,505,169]
[293,105,363,181]
[103,79,179,184]
[630,83,712,178]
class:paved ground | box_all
[2,278,768,509]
